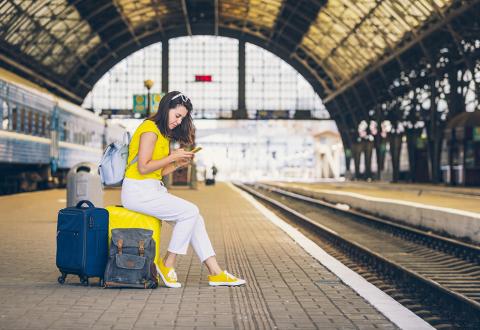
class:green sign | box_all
[150,93,164,114]
[133,94,146,114]
[133,93,165,115]
[416,136,427,149]
[474,127,480,142]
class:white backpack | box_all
[98,132,137,187]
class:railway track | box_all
[235,182,480,329]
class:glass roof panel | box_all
[0,0,458,94]
[301,0,454,84]
[0,0,100,74]
[115,0,171,30]
[220,0,282,30]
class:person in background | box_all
[211,164,218,181]
[121,91,245,288]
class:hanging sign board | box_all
[133,93,165,115]
[473,127,480,142]
[150,93,164,114]
[133,95,146,114]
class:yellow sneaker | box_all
[156,259,181,288]
[208,270,246,286]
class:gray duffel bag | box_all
[104,228,158,289]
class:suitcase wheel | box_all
[57,273,66,284]
[80,276,89,286]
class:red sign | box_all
[195,75,212,82]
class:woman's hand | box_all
[174,158,192,169]
[171,148,194,161]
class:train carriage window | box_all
[59,122,64,141]
[1,100,8,130]
[27,110,33,134]
[45,116,50,138]
[12,106,17,131]
[20,108,25,132]
[61,121,67,142]
[41,114,46,137]
[34,112,39,135]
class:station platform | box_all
[0,183,432,329]
[268,181,480,213]
[266,181,480,244]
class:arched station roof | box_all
[0,0,477,108]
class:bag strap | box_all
[127,155,138,167]
[124,131,137,170]
[123,131,131,144]
[138,240,145,257]
[76,200,94,208]
[117,239,123,255]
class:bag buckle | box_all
[139,240,145,257]
[117,239,123,255]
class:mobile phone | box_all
[191,146,202,153]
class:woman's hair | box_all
[148,91,195,145]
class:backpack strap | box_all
[128,155,138,167]
[126,155,138,171]
[123,131,131,144]
[117,239,123,255]
[138,240,145,257]
[123,131,138,170]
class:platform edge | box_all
[228,182,434,330]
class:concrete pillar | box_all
[389,134,402,182]
[364,140,374,180]
[162,39,169,94]
[236,40,247,119]
[352,142,362,180]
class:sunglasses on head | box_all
[171,93,190,103]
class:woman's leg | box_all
[124,182,202,259]
[204,256,223,275]
[163,251,177,268]
[122,179,238,281]
[188,214,222,275]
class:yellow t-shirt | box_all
[125,120,170,180]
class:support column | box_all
[426,79,442,183]
[377,139,387,178]
[161,39,171,188]
[352,141,362,180]
[389,134,402,182]
[236,40,247,119]
[162,39,169,94]
[406,129,418,182]
[364,140,374,180]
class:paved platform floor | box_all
[270,181,480,214]
[0,183,397,329]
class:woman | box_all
[121,91,245,288]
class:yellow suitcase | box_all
[105,206,162,269]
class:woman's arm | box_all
[136,132,193,175]
[161,158,191,176]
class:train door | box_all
[50,106,59,174]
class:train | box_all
[0,68,126,195]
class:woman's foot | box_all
[208,270,246,286]
[157,259,181,288]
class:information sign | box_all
[473,127,480,142]
[133,95,146,114]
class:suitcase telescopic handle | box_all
[76,200,95,208]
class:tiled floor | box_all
[0,183,397,329]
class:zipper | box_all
[82,212,87,276]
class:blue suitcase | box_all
[56,200,109,286]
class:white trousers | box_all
[121,178,215,262]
